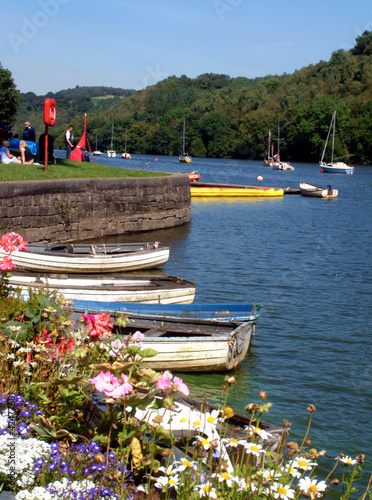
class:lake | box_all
[59,151,372,488]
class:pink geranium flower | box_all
[103,373,133,399]
[0,255,16,271]
[88,371,115,392]
[157,370,173,391]
[0,232,28,253]
[173,376,190,396]
[131,331,145,344]
[109,339,125,356]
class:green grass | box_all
[0,159,169,182]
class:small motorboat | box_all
[186,172,200,182]
[0,242,170,273]
[299,182,338,198]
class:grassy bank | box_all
[0,159,169,182]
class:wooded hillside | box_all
[15,31,372,164]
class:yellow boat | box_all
[190,182,284,198]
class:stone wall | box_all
[0,174,191,243]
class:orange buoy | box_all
[257,176,263,181]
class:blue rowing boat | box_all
[73,300,262,323]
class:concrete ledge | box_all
[0,174,191,243]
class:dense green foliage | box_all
[11,31,372,164]
[0,159,168,182]
[0,63,20,121]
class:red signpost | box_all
[43,98,56,171]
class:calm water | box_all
[60,152,372,485]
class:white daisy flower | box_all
[298,476,327,498]
[221,437,240,448]
[244,441,265,456]
[155,474,179,491]
[293,456,317,471]
[269,481,295,499]
[158,464,178,476]
[177,457,198,472]
[193,436,211,450]
[237,478,257,493]
[281,463,301,478]
[263,468,282,481]
[211,471,236,488]
[197,482,217,498]
[337,455,357,466]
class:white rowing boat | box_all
[73,305,260,372]
[299,182,338,198]
[1,242,169,273]
[9,272,196,304]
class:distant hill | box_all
[15,31,372,164]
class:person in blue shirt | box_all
[22,122,36,142]
[0,140,21,164]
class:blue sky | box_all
[2,0,372,95]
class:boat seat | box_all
[47,244,74,254]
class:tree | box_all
[351,30,372,55]
[0,63,20,120]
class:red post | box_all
[44,124,48,172]
[43,98,56,172]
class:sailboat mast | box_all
[124,128,127,153]
[277,117,280,156]
[331,111,336,164]
[182,118,186,155]
[110,122,114,150]
[267,131,271,158]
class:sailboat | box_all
[92,135,102,156]
[69,113,93,163]
[272,118,294,171]
[263,131,274,166]
[107,121,116,158]
[179,118,192,163]
[320,111,354,174]
[122,128,131,159]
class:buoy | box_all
[155,158,158,161]
[257,176,263,181]
[320,169,323,173]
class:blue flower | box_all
[20,409,31,418]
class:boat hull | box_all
[73,306,256,372]
[272,162,294,171]
[320,162,354,174]
[129,322,254,372]
[1,243,170,273]
[190,186,283,197]
[9,273,196,304]
[299,182,338,198]
[179,155,192,163]
[73,300,262,322]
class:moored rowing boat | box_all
[0,242,170,273]
[73,304,261,372]
[9,272,196,304]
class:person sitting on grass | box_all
[0,140,21,164]
[19,140,34,165]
